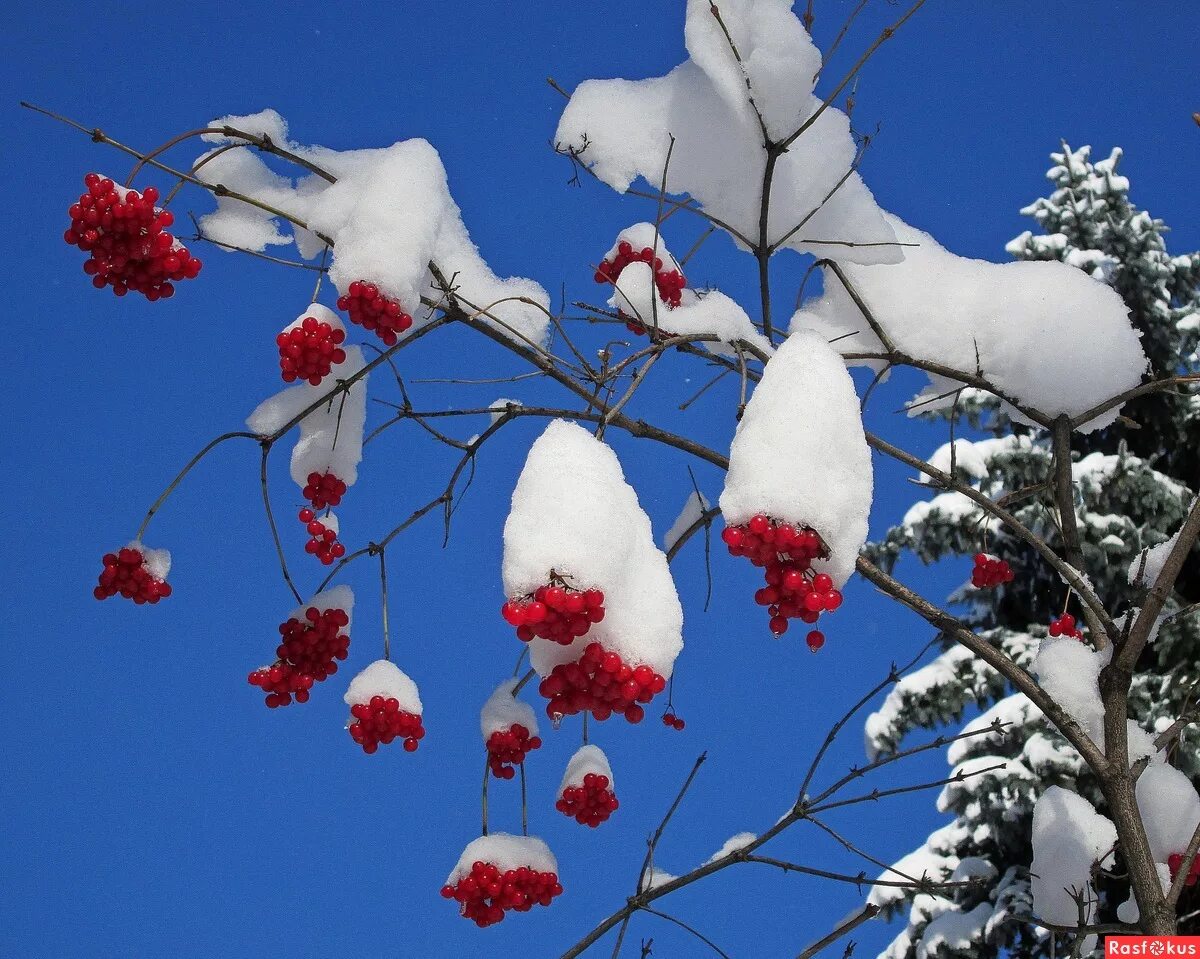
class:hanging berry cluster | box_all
[661,709,686,731]
[1168,852,1200,887]
[94,546,172,604]
[721,515,842,642]
[556,772,618,827]
[440,862,563,928]
[537,642,666,724]
[336,281,413,345]
[65,174,201,299]
[486,724,542,779]
[303,471,347,510]
[347,695,426,753]
[299,509,346,565]
[501,579,606,645]
[972,553,1014,589]
[1048,613,1084,640]
[277,315,347,385]
[247,605,351,707]
[594,239,686,336]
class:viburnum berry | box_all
[247,603,350,708]
[1048,613,1084,640]
[537,641,666,724]
[557,772,618,827]
[441,852,563,927]
[1168,852,1200,887]
[94,543,172,604]
[336,280,412,346]
[595,238,686,336]
[661,709,685,731]
[344,659,425,753]
[806,630,826,653]
[277,307,347,385]
[299,508,347,565]
[971,553,1015,589]
[64,174,202,300]
[501,578,605,646]
[486,724,542,780]
[302,471,348,510]
[722,515,843,640]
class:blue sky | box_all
[4,2,1199,958]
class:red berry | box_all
[502,579,605,646]
[93,543,171,604]
[247,603,351,707]
[335,280,413,345]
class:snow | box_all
[919,903,991,955]
[1136,762,1200,865]
[293,584,354,624]
[446,833,557,883]
[1032,635,1110,747]
[663,489,710,553]
[720,328,872,587]
[603,223,683,272]
[202,109,290,144]
[704,831,756,865]
[1030,785,1116,928]
[343,659,422,715]
[638,866,678,892]
[280,302,346,343]
[554,1,899,265]
[503,420,684,678]
[479,679,539,740]
[867,843,955,910]
[128,541,171,582]
[789,213,1147,431]
[558,744,613,795]
[950,857,998,884]
[917,440,988,484]
[1128,527,1183,586]
[489,398,521,425]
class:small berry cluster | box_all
[247,606,350,707]
[1168,852,1200,887]
[277,316,346,385]
[486,723,542,779]
[347,695,425,753]
[94,548,171,604]
[299,509,346,565]
[594,240,686,336]
[722,515,842,641]
[971,553,1014,589]
[661,710,686,731]
[303,471,347,510]
[336,281,412,345]
[65,174,201,299]
[1048,613,1084,640]
[556,772,618,827]
[537,642,666,724]
[440,862,563,927]
[501,582,606,645]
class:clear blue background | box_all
[4,2,1198,958]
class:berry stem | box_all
[481,752,491,838]
[511,668,536,697]
[519,761,528,837]
[260,445,303,605]
[581,711,589,746]
[377,547,391,662]
[511,646,529,678]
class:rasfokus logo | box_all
[1106,937,1200,956]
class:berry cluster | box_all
[537,642,666,724]
[347,695,426,753]
[1048,613,1083,640]
[661,710,685,731]
[971,553,1015,589]
[1168,852,1200,887]
[277,316,346,385]
[440,862,563,928]
[94,547,171,604]
[501,582,606,645]
[556,772,618,827]
[594,240,686,336]
[486,723,542,779]
[247,605,350,707]
[299,509,346,565]
[303,471,347,510]
[722,515,842,639]
[336,281,412,346]
[65,174,201,300]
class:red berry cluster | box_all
[94,547,171,604]
[661,710,686,731]
[537,642,666,723]
[299,509,346,565]
[486,723,542,779]
[247,605,350,707]
[347,695,425,753]
[1168,852,1200,887]
[303,471,347,510]
[440,862,563,928]
[971,553,1014,589]
[277,316,346,385]
[557,772,618,827]
[721,515,842,639]
[1048,613,1083,640]
[65,174,201,300]
[594,240,686,336]
[336,281,412,346]
[501,582,606,645]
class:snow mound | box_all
[292,584,354,623]
[480,679,539,740]
[1032,635,1109,747]
[663,489,711,553]
[447,834,557,884]
[1030,785,1116,928]
[704,831,756,865]
[344,659,422,715]
[1136,763,1200,865]
[559,744,614,794]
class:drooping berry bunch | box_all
[594,240,686,336]
[94,547,172,604]
[65,174,202,300]
[486,724,542,779]
[722,515,842,639]
[501,579,606,645]
[347,695,426,753]
[971,553,1015,589]
[277,316,346,385]
[440,862,563,927]
[336,281,413,345]
[1048,613,1084,640]
[247,605,351,707]
[661,709,686,731]
[556,772,618,827]
[537,642,666,723]
[299,509,346,565]
[1168,851,1200,887]
[302,471,347,510]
